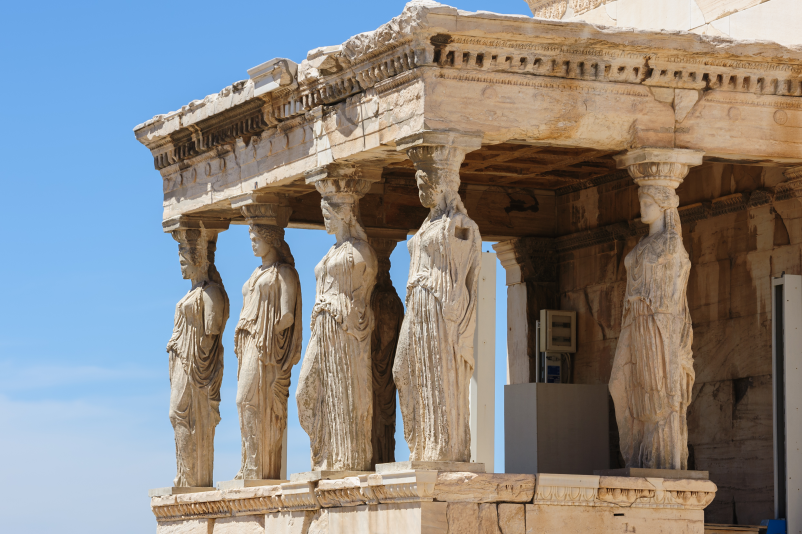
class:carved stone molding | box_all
[525,0,612,19]
[315,478,367,508]
[305,162,380,201]
[162,215,230,234]
[362,470,438,504]
[151,472,717,522]
[614,148,704,189]
[231,192,292,227]
[396,130,483,188]
[279,482,320,511]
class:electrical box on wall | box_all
[539,310,577,353]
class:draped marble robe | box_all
[234,263,302,480]
[393,208,481,462]
[610,207,695,470]
[369,239,405,468]
[167,280,228,487]
[297,238,377,471]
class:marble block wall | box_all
[527,0,802,47]
[555,163,796,524]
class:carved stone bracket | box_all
[305,162,380,200]
[614,148,704,189]
[231,192,292,227]
[162,215,230,234]
[396,130,483,190]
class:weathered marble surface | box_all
[234,202,302,481]
[167,227,229,488]
[151,472,716,533]
[297,167,378,471]
[609,149,702,470]
[393,131,483,463]
[526,0,802,48]
[368,237,404,468]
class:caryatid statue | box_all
[609,149,703,470]
[233,199,302,481]
[367,234,406,469]
[166,220,230,488]
[296,164,378,472]
[393,131,483,463]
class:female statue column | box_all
[166,223,229,488]
[296,164,378,472]
[367,235,405,469]
[610,149,703,470]
[393,131,483,463]
[233,202,302,481]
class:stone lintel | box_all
[162,215,230,234]
[395,130,483,154]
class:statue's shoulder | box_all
[276,263,299,284]
[451,211,479,231]
[351,239,377,265]
[202,282,226,308]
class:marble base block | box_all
[290,470,372,482]
[594,467,709,480]
[216,479,287,490]
[149,487,216,497]
[526,504,705,534]
[376,461,485,474]
[150,472,716,533]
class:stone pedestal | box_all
[151,471,715,534]
[216,479,288,490]
[290,471,372,482]
[595,467,709,480]
[149,487,215,497]
[377,462,485,474]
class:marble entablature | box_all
[134,1,802,228]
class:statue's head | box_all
[321,200,350,237]
[173,229,210,281]
[249,224,281,257]
[313,177,370,242]
[249,223,294,266]
[638,185,680,226]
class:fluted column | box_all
[162,215,230,490]
[296,163,379,472]
[610,148,703,470]
[392,130,484,463]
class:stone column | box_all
[224,193,301,485]
[610,148,703,470]
[296,163,379,473]
[365,229,407,469]
[392,130,484,464]
[162,215,230,491]
[492,238,558,385]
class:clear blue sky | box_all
[0,1,532,532]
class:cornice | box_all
[133,1,802,172]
